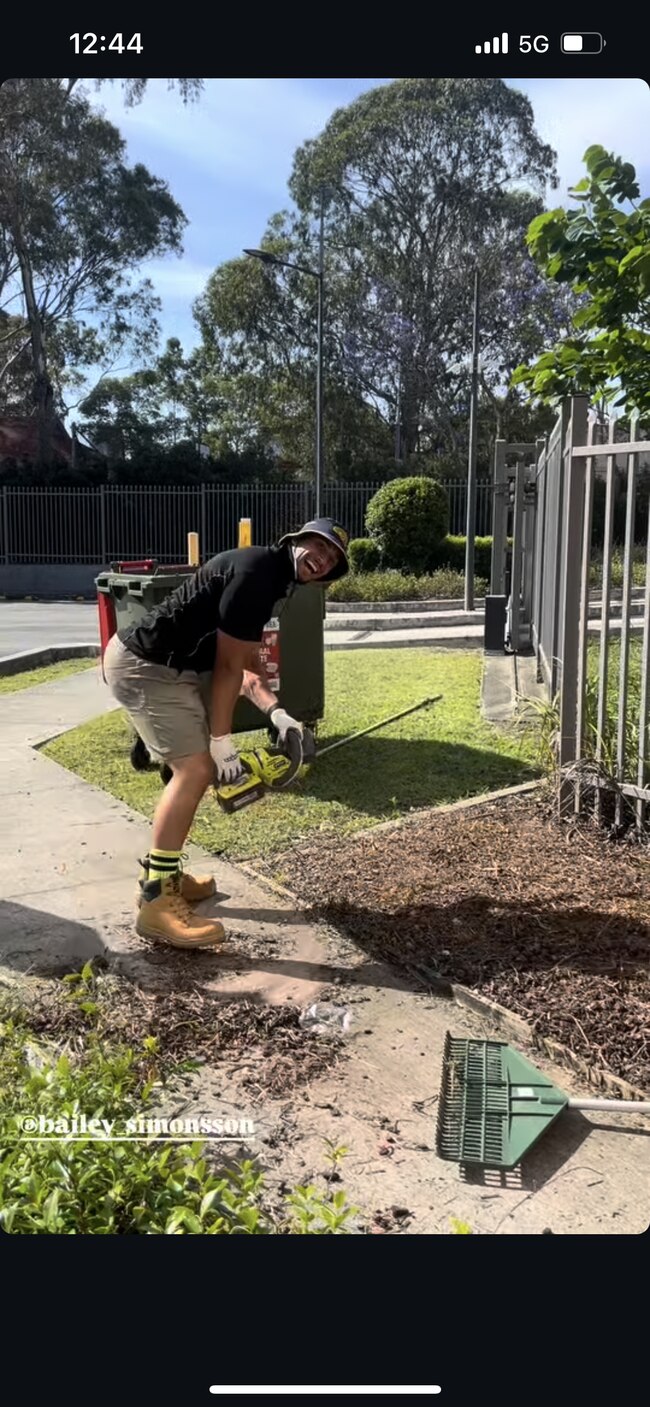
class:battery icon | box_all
[561,32,604,53]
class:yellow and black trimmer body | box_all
[215,727,316,813]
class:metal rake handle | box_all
[568,1098,650,1113]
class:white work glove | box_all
[269,707,303,744]
[209,735,244,784]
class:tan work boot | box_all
[137,855,217,905]
[135,872,227,949]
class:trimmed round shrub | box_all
[348,537,382,573]
[365,476,449,573]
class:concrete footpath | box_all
[0,661,647,1234]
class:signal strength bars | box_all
[475,33,508,53]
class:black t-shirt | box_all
[118,544,296,674]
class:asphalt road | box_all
[0,601,99,658]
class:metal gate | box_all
[490,439,542,653]
[492,396,650,829]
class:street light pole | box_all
[315,187,325,519]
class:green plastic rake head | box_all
[436,1032,650,1170]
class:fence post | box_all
[521,468,536,632]
[575,417,596,814]
[490,440,507,594]
[100,484,107,565]
[531,437,547,679]
[615,412,640,828]
[636,504,650,832]
[2,485,9,565]
[550,401,572,698]
[509,462,525,652]
[595,415,618,826]
[557,395,589,816]
[201,483,207,558]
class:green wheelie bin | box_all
[95,560,325,735]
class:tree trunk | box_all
[401,371,419,459]
[12,212,55,467]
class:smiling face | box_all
[293,533,343,583]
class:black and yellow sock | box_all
[147,849,182,885]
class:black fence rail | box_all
[0,480,494,564]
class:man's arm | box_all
[239,648,280,716]
[211,630,258,737]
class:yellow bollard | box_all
[238,517,252,548]
[187,532,200,567]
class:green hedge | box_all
[433,536,515,581]
[435,536,492,580]
[328,569,488,602]
[348,537,382,573]
[345,536,510,582]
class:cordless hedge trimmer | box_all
[214,695,442,813]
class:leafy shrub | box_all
[365,477,449,572]
[434,535,493,581]
[589,545,646,589]
[348,537,382,573]
[0,971,358,1235]
[591,471,650,545]
[434,536,516,581]
[328,570,488,603]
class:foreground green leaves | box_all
[0,974,358,1235]
[513,146,650,413]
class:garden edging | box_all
[0,644,100,677]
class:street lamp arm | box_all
[243,248,319,280]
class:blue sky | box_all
[82,76,650,376]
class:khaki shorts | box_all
[103,634,212,762]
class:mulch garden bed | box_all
[22,987,344,1100]
[253,784,650,1092]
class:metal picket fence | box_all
[521,396,650,830]
[0,479,494,564]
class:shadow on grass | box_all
[299,734,539,818]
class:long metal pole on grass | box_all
[317,695,443,758]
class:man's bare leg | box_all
[136,750,225,946]
[151,751,214,851]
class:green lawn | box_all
[41,649,540,861]
[0,658,97,695]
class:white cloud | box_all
[86,78,351,197]
[506,78,650,198]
